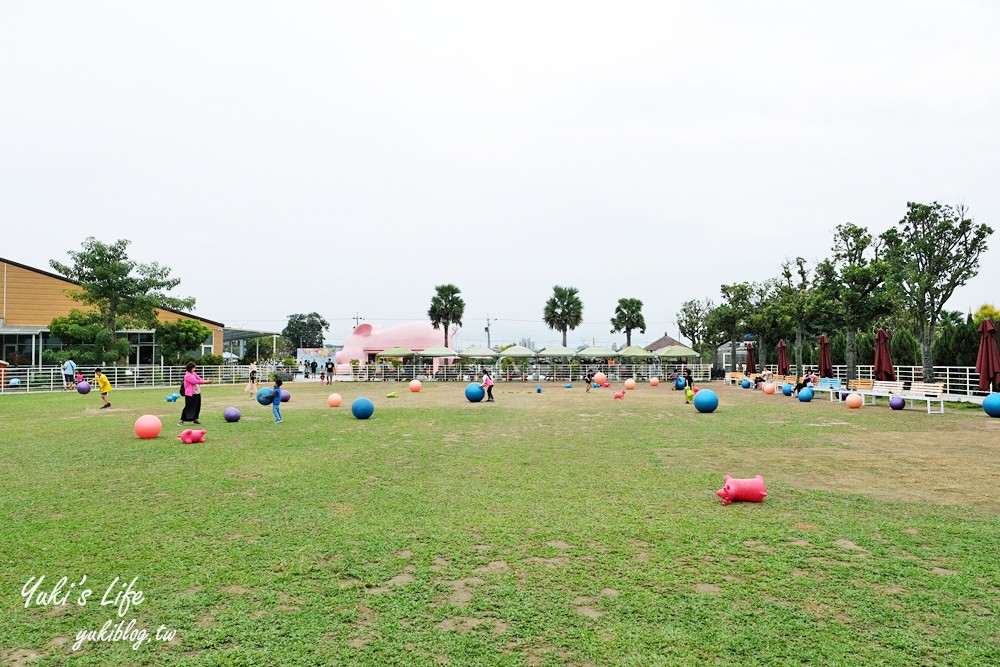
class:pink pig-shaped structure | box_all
[335,322,460,370]
[177,429,207,444]
[716,475,767,506]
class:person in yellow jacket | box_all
[93,368,113,409]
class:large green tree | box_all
[49,237,194,365]
[707,283,753,372]
[282,313,330,348]
[815,223,894,380]
[427,284,465,348]
[776,258,828,377]
[543,285,583,347]
[677,299,713,360]
[744,279,790,370]
[156,319,212,364]
[881,202,993,380]
[610,298,646,347]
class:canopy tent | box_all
[458,346,498,359]
[537,345,576,358]
[418,346,458,357]
[497,345,537,358]
[576,345,618,358]
[376,346,415,358]
[617,345,653,359]
[654,344,700,359]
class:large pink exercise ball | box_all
[650,377,659,386]
[327,393,342,407]
[624,378,636,390]
[409,379,422,393]
[593,372,607,385]
[134,414,162,439]
[762,382,775,394]
[846,393,863,409]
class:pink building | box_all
[335,322,460,369]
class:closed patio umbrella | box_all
[745,343,756,374]
[818,335,834,378]
[975,319,1000,392]
[873,329,895,381]
[776,339,790,376]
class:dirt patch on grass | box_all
[474,561,512,574]
[656,428,1000,508]
[436,616,485,632]
[1,649,41,666]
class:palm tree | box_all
[610,297,646,347]
[427,284,465,348]
[543,285,583,347]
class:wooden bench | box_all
[726,372,744,385]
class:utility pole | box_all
[484,314,497,349]
[353,313,364,327]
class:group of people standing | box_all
[301,357,336,385]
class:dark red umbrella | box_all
[818,335,834,378]
[975,319,1000,392]
[745,343,756,374]
[776,339,790,376]
[873,328,895,381]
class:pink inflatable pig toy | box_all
[177,429,207,444]
[613,390,626,399]
[716,475,767,506]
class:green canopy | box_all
[458,345,498,359]
[617,345,653,358]
[418,346,458,357]
[537,345,576,358]
[497,345,537,358]
[654,344,700,359]
[376,346,415,358]
[576,345,618,358]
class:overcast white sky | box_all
[2,1,998,349]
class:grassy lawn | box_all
[1,380,998,666]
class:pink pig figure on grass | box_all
[716,475,767,506]
[177,429,207,444]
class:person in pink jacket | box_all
[481,369,495,402]
[179,361,212,426]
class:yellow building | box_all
[0,257,224,366]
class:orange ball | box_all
[649,377,659,386]
[409,379,422,393]
[846,393,863,409]
[762,382,775,394]
[327,393,342,408]
[624,378,636,390]
[593,372,607,385]
[134,414,162,439]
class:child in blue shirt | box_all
[272,378,283,423]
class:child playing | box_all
[244,362,258,398]
[272,378,283,423]
[585,370,594,393]
[481,370,495,402]
[93,368,112,409]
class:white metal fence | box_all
[748,364,993,397]
[0,363,715,394]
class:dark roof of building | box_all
[643,333,684,351]
[0,256,225,328]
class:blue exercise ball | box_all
[256,388,274,406]
[798,387,814,402]
[352,397,375,419]
[693,389,719,413]
[465,383,485,402]
[782,384,793,396]
[536,384,542,393]
[675,378,686,390]
[741,379,751,389]
[984,393,1000,418]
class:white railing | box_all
[0,363,714,394]
[747,364,991,397]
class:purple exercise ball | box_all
[224,407,241,422]
[77,381,91,395]
[280,389,291,402]
[889,396,905,411]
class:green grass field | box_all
[1,381,998,666]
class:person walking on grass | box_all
[62,358,77,390]
[272,377,284,423]
[179,361,211,426]
[245,362,258,398]
[481,369,495,402]
[93,368,112,409]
